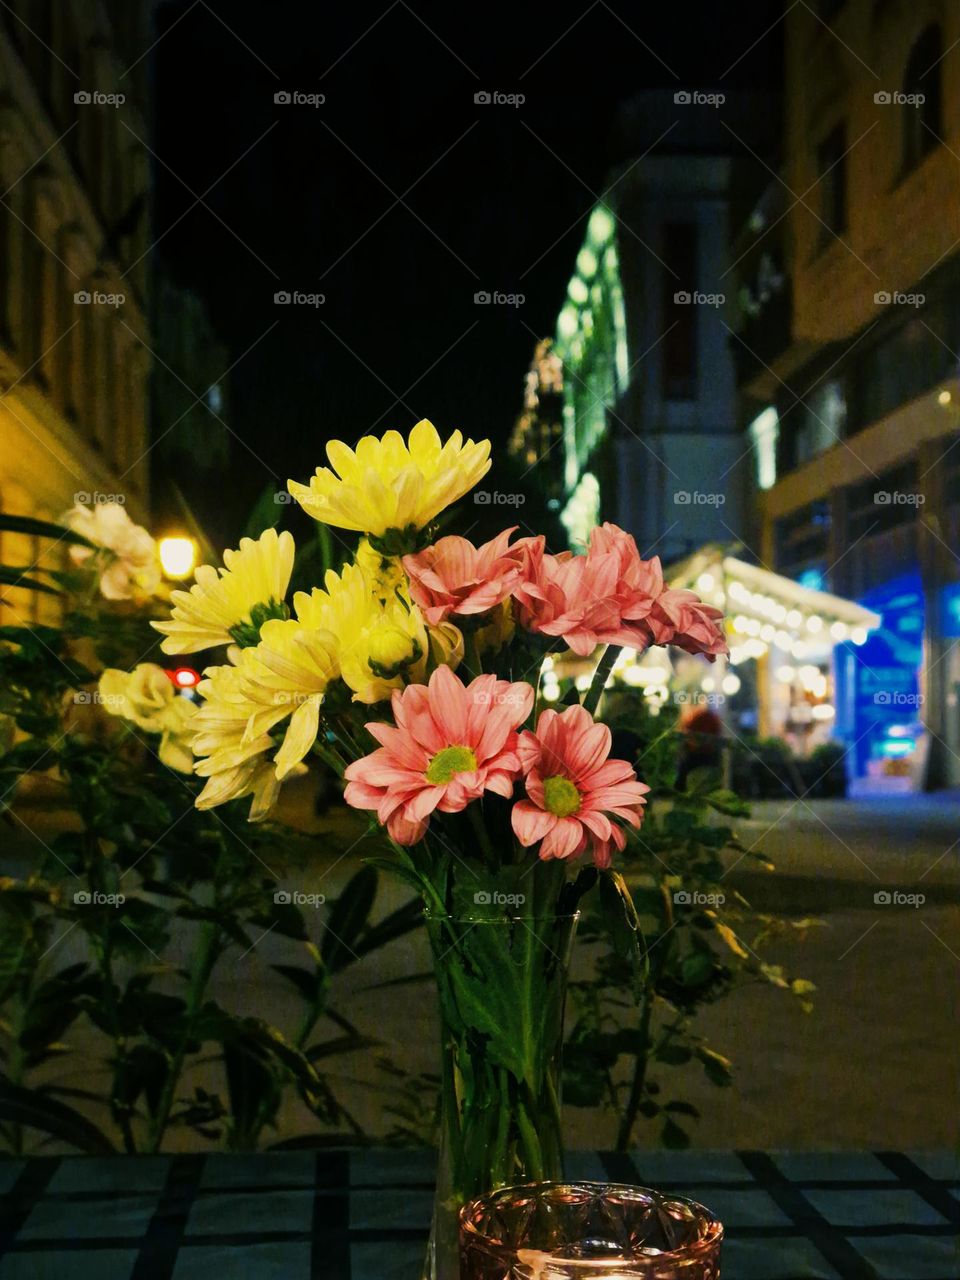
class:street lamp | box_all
[159,535,198,580]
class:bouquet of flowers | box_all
[150,419,727,1278]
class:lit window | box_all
[748,406,779,489]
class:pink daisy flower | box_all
[343,664,534,845]
[402,528,529,626]
[512,523,727,660]
[511,704,650,868]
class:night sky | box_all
[151,0,784,540]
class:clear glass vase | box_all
[421,905,579,1280]
[459,1182,724,1278]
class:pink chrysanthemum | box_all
[402,528,528,627]
[511,704,650,869]
[512,523,727,660]
[343,664,534,845]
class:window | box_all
[902,25,943,172]
[816,123,847,242]
[748,407,779,490]
[661,222,698,400]
[775,501,831,577]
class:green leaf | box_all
[243,482,284,539]
[0,514,94,548]
[661,1116,691,1148]
[696,1046,733,1087]
[0,1077,115,1153]
[321,866,378,974]
[0,568,61,596]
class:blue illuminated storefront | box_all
[834,571,925,781]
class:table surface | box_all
[0,1149,956,1280]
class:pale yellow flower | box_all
[97,664,197,775]
[152,528,294,655]
[63,502,160,600]
[192,664,282,820]
[288,420,491,545]
[238,618,339,780]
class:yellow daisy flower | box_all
[192,664,282,820]
[152,528,294,655]
[238,618,339,780]
[296,563,429,704]
[288,420,491,549]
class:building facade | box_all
[734,0,960,788]
[0,0,152,623]
[553,94,776,560]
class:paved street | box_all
[7,786,959,1153]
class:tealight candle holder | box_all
[459,1182,723,1279]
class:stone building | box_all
[733,0,960,788]
[0,0,152,623]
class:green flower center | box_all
[426,744,478,785]
[543,775,581,817]
[229,598,289,648]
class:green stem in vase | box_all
[515,1088,546,1182]
[582,644,621,717]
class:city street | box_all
[12,785,955,1153]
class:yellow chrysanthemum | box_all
[97,663,198,775]
[192,664,283,820]
[288,420,491,547]
[296,563,430,704]
[152,528,294,655]
[238,618,339,779]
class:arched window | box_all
[902,25,943,172]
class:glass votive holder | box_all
[459,1182,723,1279]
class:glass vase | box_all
[422,904,579,1280]
[459,1182,724,1279]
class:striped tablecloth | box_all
[0,1148,956,1279]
